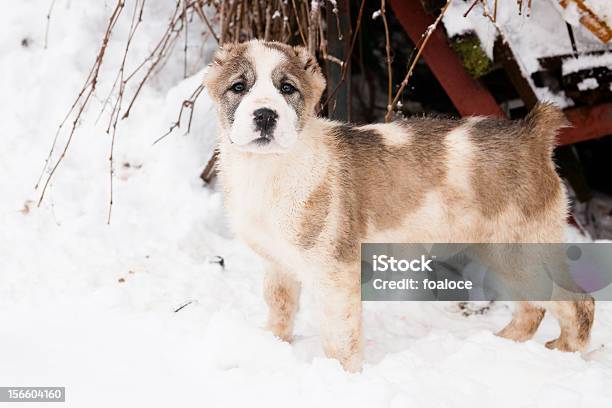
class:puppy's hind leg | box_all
[542,299,595,352]
[263,264,301,342]
[316,267,363,373]
[497,302,545,342]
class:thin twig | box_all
[219,0,226,43]
[121,0,183,119]
[291,0,307,45]
[44,0,57,49]
[37,0,126,206]
[107,0,146,224]
[280,0,290,42]
[322,0,366,109]
[40,0,352,191]
[380,0,393,111]
[264,3,272,41]
[183,0,189,78]
[193,0,219,44]
[153,83,205,145]
[173,300,193,313]
[221,0,239,43]
[308,1,321,55]
[463,0,479,18]
[493,0,498,21]
[330,0,343,40]
[385,0,452,122]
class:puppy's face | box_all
[204,40,326,154]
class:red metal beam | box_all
[388,0,505,118]
[559,102,612,145]
[389,0,611,145]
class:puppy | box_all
[204,40,595,372]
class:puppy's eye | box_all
[230,82,246,93]
[280,82,296,95]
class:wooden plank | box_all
[388,0,505,117]
[493,37,539,109]
[389,0,611,145]
[558,0,612,44]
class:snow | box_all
[563,52,612,74]
[311,1,321,14]
[562,0,583,27]
[442,0,611,108]
[584,0,612,27]
[1,1,612,407]
[577,77,599,90]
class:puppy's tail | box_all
[524,102,570,156]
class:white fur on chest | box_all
[220,137,328,275]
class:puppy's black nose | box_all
[253,108,278,134]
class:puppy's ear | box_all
[212,42,238,66]
[292,46,326,109]
[203,43,239,101]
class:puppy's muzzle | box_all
[253,108,278,142]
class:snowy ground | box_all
[1,2,612,407]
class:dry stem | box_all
[380,0,393,111]
[384,0,452,122]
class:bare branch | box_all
[107,0,146,224]
[322,0,366,109]
[308,1,321,55]
[36,0,126,207]
[291,0,307,45]
[44,0,57,49]
[384,0,452,122]
[193,0,219,44]
[380,0,393,111]
[153,83,205,145]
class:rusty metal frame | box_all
[389,0,505,118]
[389,0,612,146]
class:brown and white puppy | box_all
[204,40,595,372]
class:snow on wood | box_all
[443,0,611,107]
[558,0,612,43]
[563,51,612,74]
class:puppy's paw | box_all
[545,338,575,352]
[265,322,293,343]
[496,326,533,343]
[339,353,363,373]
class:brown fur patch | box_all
[545,298,595,351]
[203,43,255,129]
[469,109,564,219]
[204,43,251,101]
[264,269,300,342]
[253,42,325,115]
[297,178,332,249]
[575,298,595,343]
[329,120,456,262]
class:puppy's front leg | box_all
[263,264,301,342]
[316,267,363,372]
